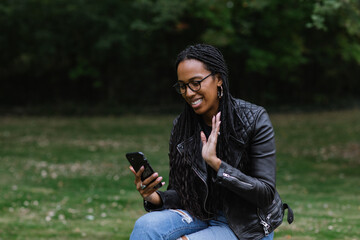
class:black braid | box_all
[169,44,237,219]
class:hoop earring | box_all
[218,86,223,98]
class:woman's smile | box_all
[191,98,203,107]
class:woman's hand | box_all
[200,111,222,171]
[129,166,164,206]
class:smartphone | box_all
[126,152,162,189]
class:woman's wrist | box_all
[144,192,162,206]
[208,157,221,172]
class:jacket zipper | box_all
[222,173,253,187]
[257,208,270,236]
[192,167,211,215]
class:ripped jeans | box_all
[129,209,274,240]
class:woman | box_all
[129,44,293,240]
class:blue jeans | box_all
[130,209,274,240]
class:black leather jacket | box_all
[145,99,293,240]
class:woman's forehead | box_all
[177,59,208,76]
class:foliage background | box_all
[1,0,360,113]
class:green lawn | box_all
[0,109,359,239]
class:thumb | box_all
[129,166,136,175]
[200,131,207,145]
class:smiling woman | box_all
[128,44,293,240]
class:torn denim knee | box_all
[170,209,193,224]
[176,236,189,240]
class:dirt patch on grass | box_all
[319,142,360,164]
[24,160,121,178]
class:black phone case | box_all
[126,152,162,189]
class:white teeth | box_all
[192,99,202,105]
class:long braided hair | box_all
[169,44,238,219]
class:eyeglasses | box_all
[173,73,214,94]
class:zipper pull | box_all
[260,220,270,236]
[223,173,230,177]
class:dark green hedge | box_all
[1,0,360,109]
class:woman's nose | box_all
[185,85,196,97]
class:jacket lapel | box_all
[176,134,208,180]
[229,134,246,168]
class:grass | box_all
[0,109,359,239]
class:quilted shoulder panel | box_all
[232,99,264,145]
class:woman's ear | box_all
[215,74,223,87]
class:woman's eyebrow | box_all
[178,75,204,82]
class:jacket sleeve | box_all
[215,109,276,208]
[144,189,181,212]
[144,117,183,212]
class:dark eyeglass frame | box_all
[173,73,214,94]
